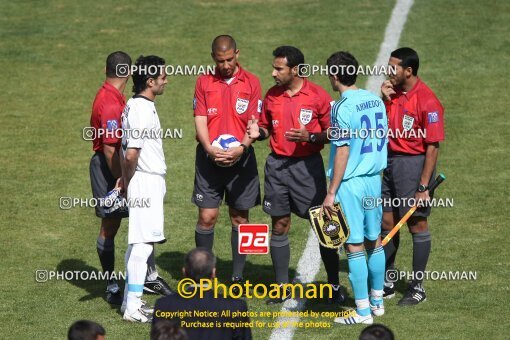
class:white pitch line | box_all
[268,229,321,340]
[269,0,414,339]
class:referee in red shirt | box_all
[380,47,445,305]
[248,46,344,305]
[192,35,262,285]
[89,51,132,305]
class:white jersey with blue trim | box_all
[121,96,167,176]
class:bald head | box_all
[184,248,216,281]
[211,35,237,53]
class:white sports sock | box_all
[126,243,153,313]
[371,288,384,301]
[122,244,133,309]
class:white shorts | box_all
[127,171,166,244]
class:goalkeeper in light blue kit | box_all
[321,51,388,325]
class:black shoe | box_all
[266,285,292,305]
[231,277,244,297]
[398,283,426,306]
[383,283,395,299]
[144,276,174,296]
[105,279,123,305]
[327,285,346,305]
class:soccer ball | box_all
[212,134,241,151]
[211,134,241,167]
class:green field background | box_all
[0,0,508,339]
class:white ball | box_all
[211,134,241,151]
[211,134,241,167]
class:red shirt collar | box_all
[400,77,422,99]
[281,78,311,97]
[102,81,125,102]
[212,63,246,83]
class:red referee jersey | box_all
[384,78,445,155]
[90,82,126,152]
[193,64,262,143]
[259,79,332,157]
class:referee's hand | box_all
[247,115,260,139]
[381,80,396,101]
[285,122,309,142]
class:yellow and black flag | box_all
[308,203,350,249]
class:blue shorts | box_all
[336,174,382,244]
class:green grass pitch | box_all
[0,0,508,339]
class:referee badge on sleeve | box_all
[308,203,349,249]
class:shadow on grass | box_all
[56,259,119,310]
[157,250,296,286]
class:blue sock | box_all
[347,250,370,317]
[367,246,385,305]
[367,246,385,291]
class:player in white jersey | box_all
[120,55,170,323]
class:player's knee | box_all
[408,217,428,233]
[364,237,379,250]
[382,213,394,231]
[130,243,153,262]
[230,214,248,226]
[198,211,218,228]
[345,243,364,253]
[272,215,290,235]
[100,218,121,238]
[229,207,249,225]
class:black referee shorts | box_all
[191,144,261,210]
[263,152,327,219]
[381,154,436,218]
[89,151,128,219]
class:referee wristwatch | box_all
[240,143,249,154]
[309,133,317,143]
[417,184,428,192]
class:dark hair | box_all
[151,319,188,340]
[132,55,166,94]
[272,46,304,68]
[106,51,131,78]
[391,47,419,76]
[212,35,237,52]
[326,51,359,86]
[184,248,216,281]
[68,320,105,340]
[359,324,395,340]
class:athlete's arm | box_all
[322,145,349,219]
[194,116,226,160]
[122,148,140,188]
[103,144,121,178]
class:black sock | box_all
[412,231,431,286]
[382,230,400,272]
[96,237,115,275]
[270,234,290,284]
[195,224,214,250]
[319,245,339,286]
[231,225,246,279]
